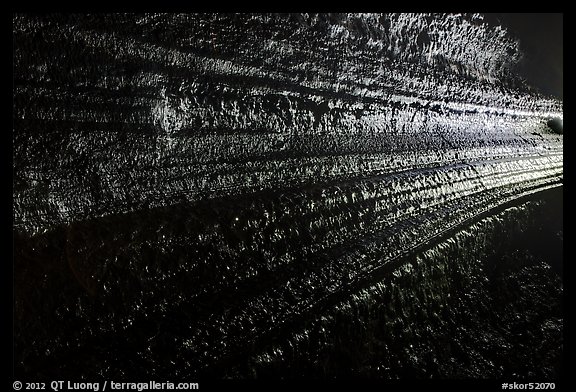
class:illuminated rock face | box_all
[13,14,562,378]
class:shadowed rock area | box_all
[13,13,562,379]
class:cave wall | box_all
[13,13,563,378]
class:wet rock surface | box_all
[13,13,562,378]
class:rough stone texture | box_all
[13,13,562,378]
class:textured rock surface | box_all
[13,13,562,378]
